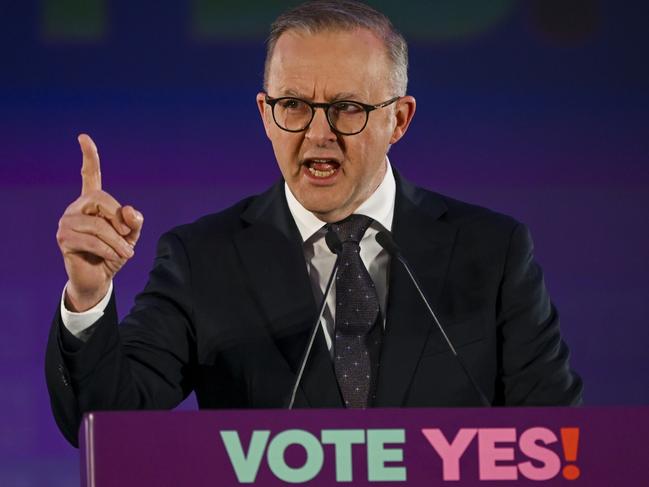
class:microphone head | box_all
[325,228,343,255]
[375,231,400,256]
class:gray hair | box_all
[264,0,408,95]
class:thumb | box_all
[121,205,144,246]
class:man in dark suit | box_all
[47,0,582,447]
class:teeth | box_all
[305,158,338,178]
[308,166,336,177]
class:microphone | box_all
[287,229,343,409]
[375,231,491,407]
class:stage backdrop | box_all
[0,1,647,485]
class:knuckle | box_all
[56,226,69,245]
[98,190,118,206]
[64,199,80,213]
[90,215,101,231]
[59,212,74,226]
[92,216,108,235]
[102,242,117,259]
[85,235,99,251]
[92,241,110,259]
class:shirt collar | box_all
[285,158,396,243]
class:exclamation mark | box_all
[560,427,581,480]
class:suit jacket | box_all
[46,171,583,446]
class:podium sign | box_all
[81,407,648,486]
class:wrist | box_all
[64,282,110,312]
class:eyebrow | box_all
[279,89,362,102]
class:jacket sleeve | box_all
[45,231,196,447]
[496,223,583,406]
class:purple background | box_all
[1,1,647,485]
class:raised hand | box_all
[56,134,144,311]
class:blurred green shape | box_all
[41,0,106,42]
[373,0,516,42]
[191,0,515,43]
[192,0,301,41]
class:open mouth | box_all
[303,158,341,179]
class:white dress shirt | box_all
[61,160,396,348]
[284,160,395,352]
[60,280,114,337]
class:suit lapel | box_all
[234,181,343,408]
[374,174,458,406]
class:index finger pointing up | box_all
[78,133,102,195]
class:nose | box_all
[305,107,337,143]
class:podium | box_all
[80,407,648,486]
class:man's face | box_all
[257,28,415,223]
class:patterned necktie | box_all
[330,215,383,408]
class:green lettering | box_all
[220,430,270,483]
[321,429,365,482]
[267,429,324,483]
[367,429,407,482]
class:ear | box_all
[389,95,416,144]
[256,92,273,139]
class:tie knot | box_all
[330,214,373,244]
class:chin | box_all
[303,201,338,216]
[297,189,340,210]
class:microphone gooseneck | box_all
[375,230,400,256]
[287,229,342,409]
[375,231,491,407]
[325,229,343,255]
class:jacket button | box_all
[58,364,69,387]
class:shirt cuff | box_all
[60,281,113,338]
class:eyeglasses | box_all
[264,94,400,136]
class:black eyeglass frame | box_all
[264,94,401,136]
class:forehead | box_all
[267,28,392,99]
